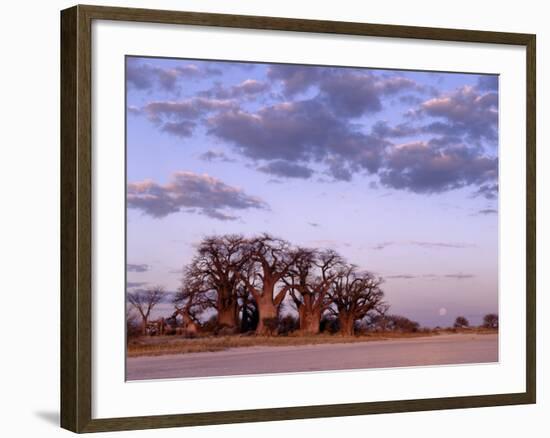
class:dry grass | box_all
[127,331,442,357]
[437,327,498,335]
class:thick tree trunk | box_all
[339,313,355,337]
[217,288,238,329]
[299,306,321,335]
[217,301,237,328]
[256,295,278,335]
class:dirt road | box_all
[126,333,498,381]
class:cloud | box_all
[208,100,340,161]
[308,239,352,249]
[478,208,498,215]
[198,150,234,162]
[143,98,236,123]
[126,59,200,91]
[200,209,239,221]
[267,65,325,96]
[319,72,418,117]
[372,120,418,138]
[161,121,196,138]
[138,97,237,138]
[127,171,267,219]
[399,94,424,105]
[207,99,389,177]
[267,66,420,113]
[413,85,498,143]
[127,281,148,288]
[477,75,499,91]
[319,72,384,116]
[444,273,475,279]
[324,157,353,181]
[127,105,141,116]
[373,241,475,250]
[127,263,150,272]
[379,141,497,194]
[205,73,497,193]
[386,273,475,280]
[133,61,498,198]
[201,79,270,99]
[126,58,250,92]
[372,242,393,250]
[202,60,256,75]
[411,241,475,249]
[257,160,314,179]
[125,58,236,92]
[473,183,498,200]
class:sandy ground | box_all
[126,333,498,381]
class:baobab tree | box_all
[285,249,342,334]
[238,234,303,334]
[186,235,248,329]
[172,273,211,334]
[326,265,386,336]
[127,286,165,335]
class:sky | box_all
[125,56,499,328]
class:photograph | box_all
[124,56,500,381]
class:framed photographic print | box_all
[60,4,536,433]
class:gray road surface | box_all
[126,333,498,381]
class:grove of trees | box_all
[127,233,499,338]
[171,233,386,336]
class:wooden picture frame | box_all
[61,4,536,433]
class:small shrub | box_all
[262,317,279,336]
[320,316,340,334]
[217,325,237,336]
[278,315,299,335]
[201,315,219,333]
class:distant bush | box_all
[482,313,499,329]
[367,314,420,333]
[199,316,238,336]
[201,315,219,333]
[392,315,420,332]
[320,315,340,334]
[278,314,299,335]
[354,320,368,335]
[454,316,470,329]
[217,324,238,336]
[262,317,279,336]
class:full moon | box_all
[439,307,448,316]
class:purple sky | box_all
[126,56,498,327]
